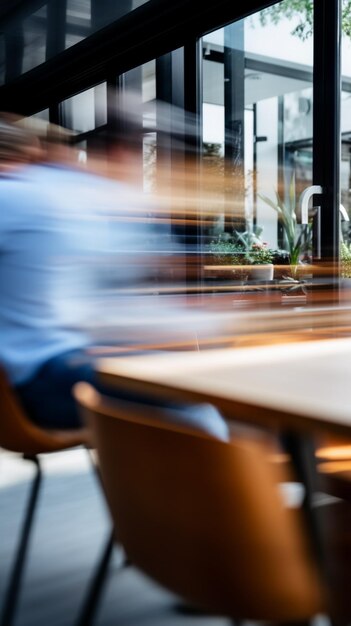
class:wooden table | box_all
[97,336,351,438]
[97,337,351,616]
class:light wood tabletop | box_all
[97,337,351,437]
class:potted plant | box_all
[258,175,312,279]
[206,230,277,281]
[339,243,351,302]
[340,242,351,278]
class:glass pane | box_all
[121,58,176,262]
[340,13,351,284]
[142,61,157,193]
[0,0,152,81]
[0,4,48,82]
[61,83,107,132]
[65,0,91,49]
[65,0,150,50]
[22,5,47,73]
[119,61,157,192]
[201,0,314,283]
[0,35,4,86]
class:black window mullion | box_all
[46,0,66,60]
[49,102,60,125]
[313,0,341,269]
[224,20,245,233]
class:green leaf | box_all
[288,172,296,214]
[258,172,312,265]
[257,192,282,213]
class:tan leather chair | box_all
[0,368,90,626]
[74,382,325,623]
[313,435,351,502]
[316,435,351,462]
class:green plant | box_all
[247,243,275,265]
[208,231,275,265]
[208,238,245,265]
[258,175,312,277]
[258,0,351,41]
[340,242,351,278]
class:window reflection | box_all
[142,60,156,192]
[0,0,151,82]
[341,32,351,256]
[201,0,314,264]
[0,35,5,85]
[0,3,48,83]
[65,0,91,49]
[22,5,47,73]
[0,4,47,83]
[61,83,107,133]
[119,60,157,191]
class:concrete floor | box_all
[0,448,232,626]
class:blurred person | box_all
[0,109,229,440]
[0,112,43,173]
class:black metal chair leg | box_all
[75,529,115,626]
[79,447,131,625]
[1,455,42,626]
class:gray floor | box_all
[0,448,231,626]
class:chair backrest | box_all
[74,382,324,622]
[0,368,87,455]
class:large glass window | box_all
[201,0,314,280]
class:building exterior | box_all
[0,0,347,291]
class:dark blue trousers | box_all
[15,349,229,440]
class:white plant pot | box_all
[245,264,274,281]
[203,264,274,281]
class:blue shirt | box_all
[0,163,153,384]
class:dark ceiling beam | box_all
[0,0,276,115]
